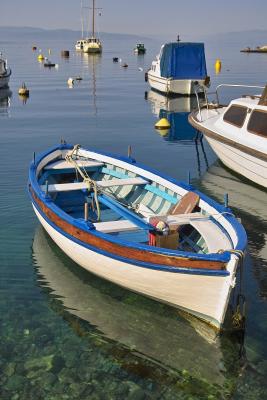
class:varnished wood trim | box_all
[189,112,267,162]
[30,187,226,271]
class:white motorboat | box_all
[146,42,210,96]
[28,143,247,331]
[189,84,267,188]
[0,55,11,89]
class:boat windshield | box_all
[223,105,247,128]
[247,109,267,137]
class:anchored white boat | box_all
[146,42,209,96]
[189,84,267,188]
[28,143,247,330]
[75,0,89,51]
[83,0,102,54]
[0,55,11,89]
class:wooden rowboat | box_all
[28,143,247,330]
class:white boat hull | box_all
[205,136,267,188]
[33,204,238,330]
[83,43,102,54]
[148,71,205,96]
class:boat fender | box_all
[144,72,148,82]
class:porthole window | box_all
[223,105,248,128]
[247,109,267,137]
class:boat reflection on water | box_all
[33,226,246,388]
[199,162,267,296]
[146,90,200,142]
[82,53,101,115]
[0,88,12,116]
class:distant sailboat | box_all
[75,0,89,51]
[83,0,102,54]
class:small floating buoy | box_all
[61,50,70,57]
[75,76,83,81]
[122,63,128,68]
[38,54,45,61]
[113,57,119,62]
[138,67,143,71]
[155,118,170,130]
[44,60,56,67]
[68,77,74,87]
[32,46,37,51]
[18,82,30,97]
[214,59,222,74]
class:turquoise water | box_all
[1,28,267,399]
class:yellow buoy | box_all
[38,54,45,61]
[155,117,171,130]
[18,83,30,97]
[214,59,222,74]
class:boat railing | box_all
[214,84,265,105]
[194,83,265,122]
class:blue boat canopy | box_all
[160,42,207,79]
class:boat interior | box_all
[38,153,232,255]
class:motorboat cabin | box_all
[189,84,267,188]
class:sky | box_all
[1,0,267,38]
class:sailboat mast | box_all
[81,0,84,38]
[92,0,95,37]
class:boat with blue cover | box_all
[28,143,247,330]
[147,42,210,96]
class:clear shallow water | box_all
[1,29,267,399]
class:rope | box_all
[65,144,101,221]
[227,249,246,330]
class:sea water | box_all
[0,28,267,399]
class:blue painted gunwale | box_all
[28,144,247,275]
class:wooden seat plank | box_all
[41,177,148,192]
[93,220,139,233]
[44,159,104,170]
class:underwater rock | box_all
[127,383,146,400]
[5,375,25,391]
[51,355,65,374]
[24,354,54,372]
[4,362,16,377]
